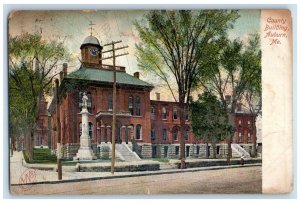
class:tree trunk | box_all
[212,141,216,159]
[227,112,235,163]
[29,130,34,161]
[178,98,186,169]
[206,142,209,158]
[55,79,62,180]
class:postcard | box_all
[7,9,293,195]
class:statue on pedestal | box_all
[82,92,88,108]
[73,92,96,160]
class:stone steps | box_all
[116,144,141,161]
[231,144,250,158]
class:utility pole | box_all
[55,79,62,180]
[101,41,128,174]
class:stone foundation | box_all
[61,142,256,160]
[62,143,98,160]
[151,144,232,159]
[140,144,152,158]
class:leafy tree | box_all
[135,10,239,167]
[241,55,262,157]
[9,33,68,159]
[190,91,232,158]
[198,34,261,160]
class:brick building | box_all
[48,35,257,160]
[34,95,50,147]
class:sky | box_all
[8,10,261,101]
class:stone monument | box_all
[74,92,96,160]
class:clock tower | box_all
[80,35,103,68]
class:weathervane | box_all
[89,21,95,36]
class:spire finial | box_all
[89,21,95,36]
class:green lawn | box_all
[23,148,57,164]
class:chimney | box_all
[63,63,68,77]
[134,72,140,79]
[59,71,64,84]
[156,92,160,101]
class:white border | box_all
[1,1,299,202]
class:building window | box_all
[151,128,155,140]
[186,146,190,157]
[162,107,167,120]
[135,96,141,116]
[184,127,189,141]
[163,128,167,140]
[217,146,220,155]
[108,95,112,111]
[248,120,251,128]
[173,127,178,141]
[128,96,133,115]
[173,107,178,120]
[152,146,157,158]
[164,146,168,158]
[196,146,200,154]
[136,124,142,140]
[79,92,92,112]
[151,106,155,114]
[175,146,179,155]
[185,112,189,121]
[238,132,242,142]
[89,122,93,139]
[151,106,155,116]
[238,119,242,128]
[247,132,251,142]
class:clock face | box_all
[89,47,99,56]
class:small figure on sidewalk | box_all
[240,154,245,165]
[179,158,186,169]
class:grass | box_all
[23,148,57,164]
[150,158,170,163]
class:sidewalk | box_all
[10,151,261,186]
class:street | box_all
[10,166,262,195]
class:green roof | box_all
[66,67,154,88]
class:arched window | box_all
[163,128,167,140]
[238,132,242,142]
[238,119,242,126]
[185,110,189,121]
[247,132,251,142]
[173,107,178,120]
[108,95,113,111]
[135,96,141,116]
[173,127,178,141]
[79,92,92,112]
[89,122,93,138]
[151,106,155,119]
[151,128,155,140]
[162,107,167,120]
[136,124,142,140]
[128,96,133,115]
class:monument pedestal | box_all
[73,136,96,160]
